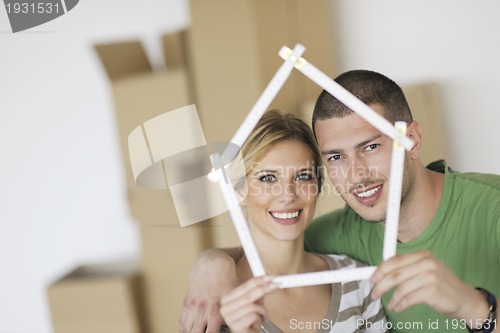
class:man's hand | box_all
[370,250,490,326]
[179,249,241,333]
[220,276,278,333]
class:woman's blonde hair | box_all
[240,110,323,190]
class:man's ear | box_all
[407,121,423,160]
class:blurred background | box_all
[1,0,499,332]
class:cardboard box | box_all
[402,83,449,165]
[95,36,213,332]
[94,39,192,226]
[94,2,339,328]
[186,0,336,142]
[48,260,147,333]
[139,224,213,333]
[186,0,337,247]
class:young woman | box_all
[219,110,387,333]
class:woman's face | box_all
[245,140,319,241]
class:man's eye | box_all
[296,173,313,181]
[365,143,379,152]
[328,155,341,161]
[259,174,276,183]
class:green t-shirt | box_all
[305,160,500,332]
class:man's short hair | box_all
[312,70,413,130]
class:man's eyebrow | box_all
[321,134,383,156]
[355,134,383,150]
[321,148,343,156]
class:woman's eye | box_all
[259,174,276,183]
[296,173,313,181]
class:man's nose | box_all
[347,155,370,186]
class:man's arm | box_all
[179,247,243,333]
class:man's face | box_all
[314,105,412,223]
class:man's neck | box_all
[397,166,445,243]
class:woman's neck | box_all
[236,229,316,282]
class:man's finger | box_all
[371,250,433,284]
[179,300,196,333]
[386,273,434,311]
[371,259,431,299]
[205,314,224,333]
[189,301,209,333]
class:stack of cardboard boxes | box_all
[48,261,147,333]
[49,1,337,332]
[48,0,448,331]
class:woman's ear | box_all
[236,190,247,205]
[407,121,423,160]
[233,179,249,205]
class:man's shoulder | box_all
[307,206,369,240]
[451,169,500,204]
[312,205,362,225]
[454,170,500,190]
[432,160,500,200]
[446,169,500,219]
[305,207,382,263]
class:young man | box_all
[180,70,499,333]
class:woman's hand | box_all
[220,276,279,333]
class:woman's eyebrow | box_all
[253,169,278,176]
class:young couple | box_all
[180,70,499,333]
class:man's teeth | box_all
[355,186,381,198]
[271,211,300,219]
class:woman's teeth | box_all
[271,211,300,219]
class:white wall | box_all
[1,1,499,332]
[331,0,500,174]
[0,1,189,332]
